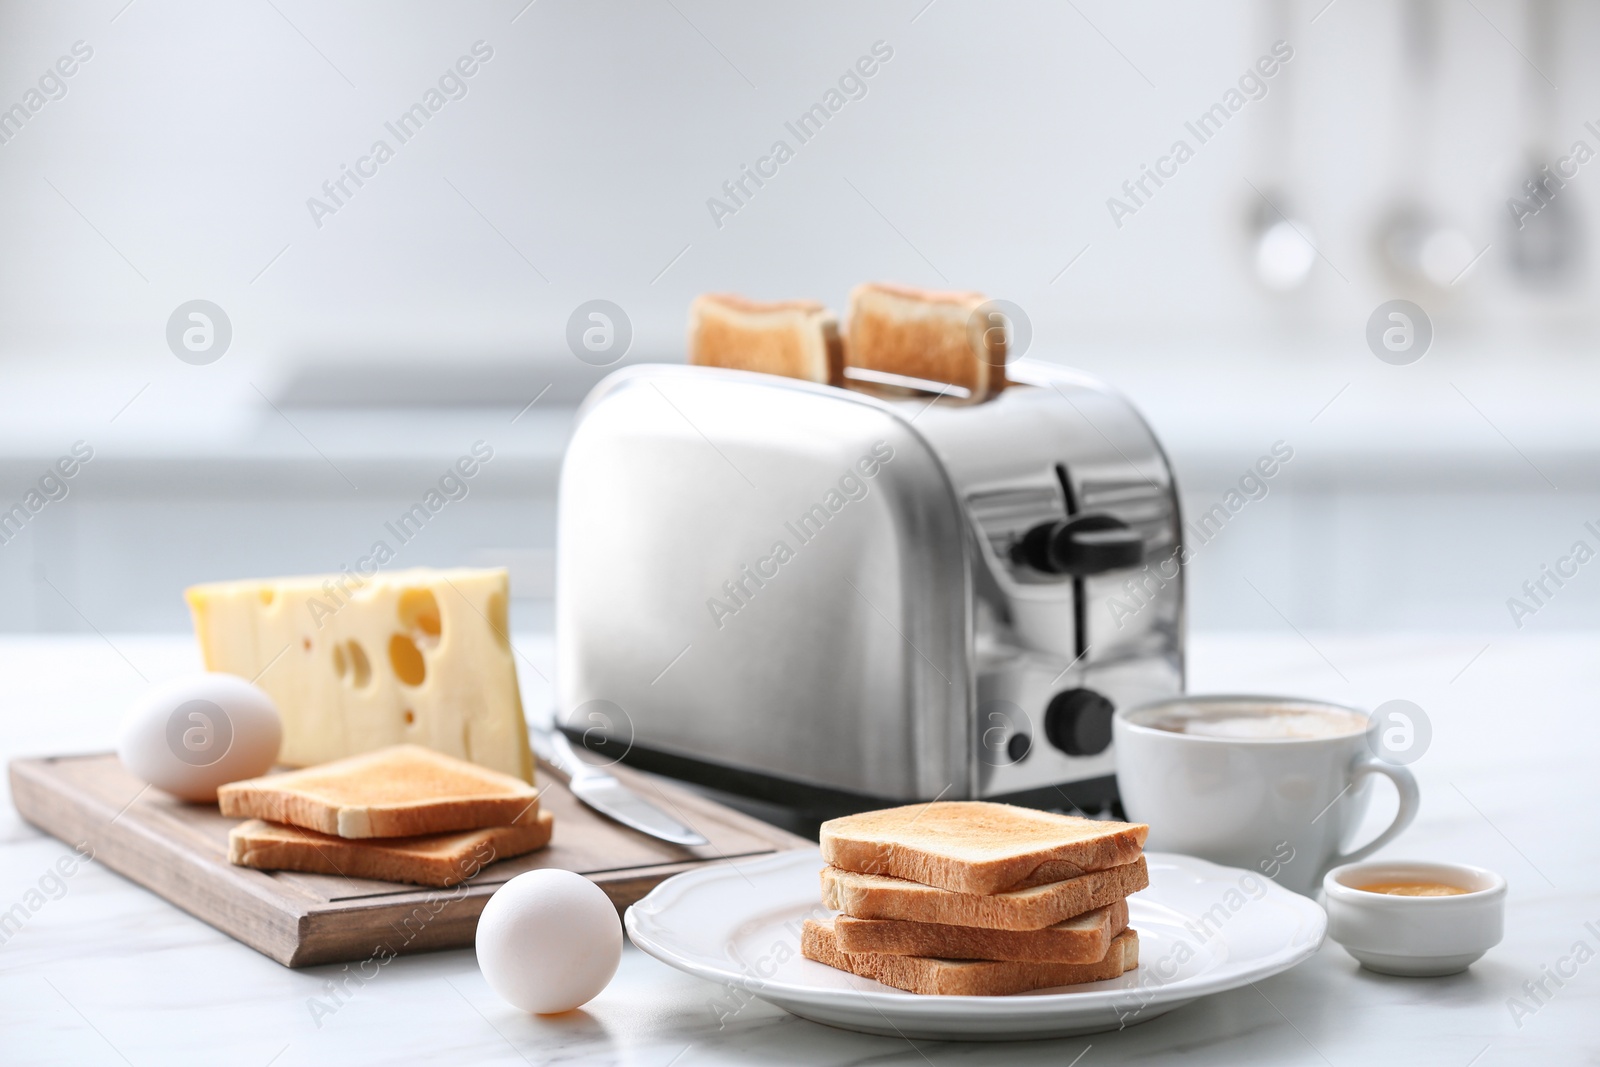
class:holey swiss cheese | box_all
[186,568,533,781]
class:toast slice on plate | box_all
[845,282,1007,400]
[803,920,1139,995]
[822,856,1148,932]
[833,899,1128,963]
[218,744,541,839]
[687,293,843,384]
[820,801,1148,895]
[227,812,553,887]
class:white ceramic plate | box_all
[626,848,1326,1040]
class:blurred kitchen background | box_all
[1,0,1596,636]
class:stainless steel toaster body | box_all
[555,360,1183,810]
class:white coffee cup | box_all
[1113,695,1420,895]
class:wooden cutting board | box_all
[9,752,811,968]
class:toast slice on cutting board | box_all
[687,293,843,384]
[821,856,1149,932]
[844,282,1008,400]
[832,898,1128,964]
[803,920,1139,996]
[228,812,553,887]
[820,801,1148,895]
[218,744,541,839]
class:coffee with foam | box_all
[1140,703,1367,740]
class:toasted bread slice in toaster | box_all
[218,744,542,839]
[687,293,843,384]
[820,801,1148,895]
[844,282,1007,400]
[803,920,1139,995]
[227,812,553,887]
[833,898,1128,963]
[821,857,1149,932]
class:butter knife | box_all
[529,726,709,847]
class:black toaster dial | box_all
[1019,514,1144,577]
[1044,688,1115,756]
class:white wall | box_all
[1,0,1597,636]
[4,0,1598,360]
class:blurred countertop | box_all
[4,343,1600,496]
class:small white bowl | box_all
[1323,860,1506,976]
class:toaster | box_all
[555,359,1184,815]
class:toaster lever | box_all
[1019,513,1144,576]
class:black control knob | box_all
[1019,514,1143,576]
[1044,688,1115,756]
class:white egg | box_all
[475,869,623,1014]
[116,673,282,802]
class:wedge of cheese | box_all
[185,567,533,781]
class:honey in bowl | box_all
[1355,881,1471,897]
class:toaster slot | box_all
[1056,463,1088,665]
[1055,462,1080,513]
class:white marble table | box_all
[2,631,1595,1066]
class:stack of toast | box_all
[219,745,552,887]
[688,283,1007,401]
[802,802,1149,995]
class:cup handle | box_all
[1325,752,1420,875]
